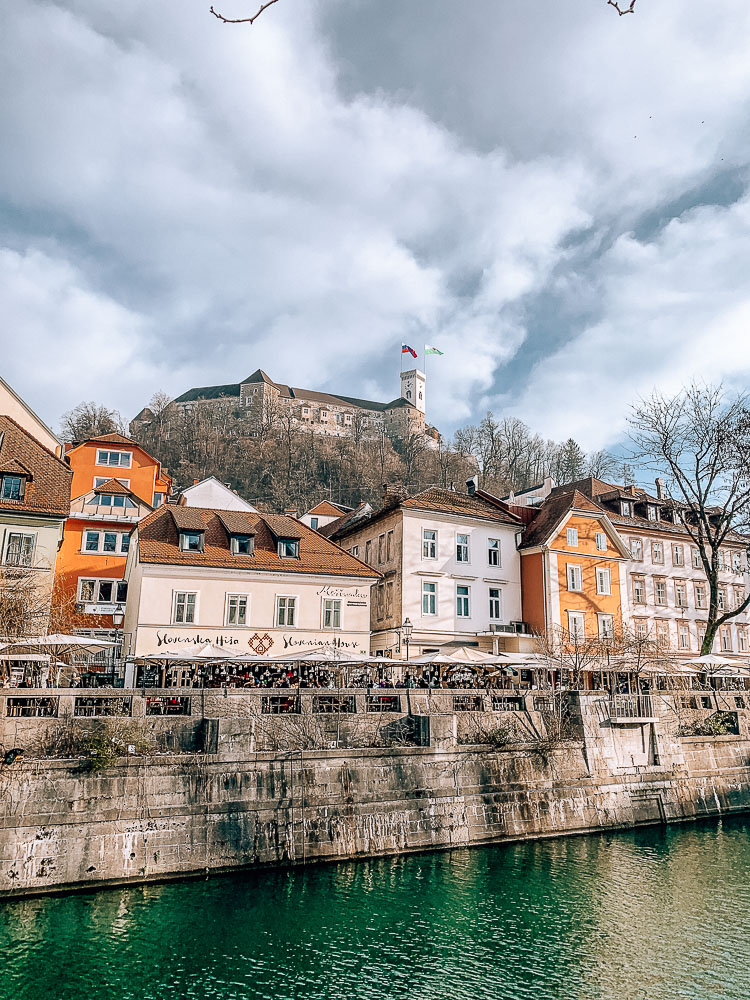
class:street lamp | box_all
[401,618,413,662]
[110,604,125,688]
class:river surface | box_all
[1,817,749,1000]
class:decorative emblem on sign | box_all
[248,632,273,654]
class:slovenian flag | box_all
[425,345,443,356]
[402,344,417,358]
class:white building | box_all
[179,476,257,512]
[324,486,525,657]
[123,506,378,660]
[299,500,355,532]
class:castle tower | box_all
[400,369,426,413]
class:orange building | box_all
[517,489,630,641]
[54,434,171,654]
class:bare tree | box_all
[630,384,750,654]
[60,401,125,443]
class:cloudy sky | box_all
[3,0,750,447]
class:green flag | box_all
[425,345,443,356]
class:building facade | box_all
[178,476,257,511]
[324,486,525,657]
[123,507,378,659]
[0,414,72,634]
[131,368,431,443]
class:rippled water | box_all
[2,817,750,1000]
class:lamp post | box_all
[401,618,413,716]
[111,604,125,689]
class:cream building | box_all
[123,505,378,660]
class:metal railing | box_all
[609,694,655,720]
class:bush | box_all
[678,711,739,738]
[33,719,156,770]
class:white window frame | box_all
[654,578,667,605]
[276,595,297,627]
[488,587,502,621]
[678,624,690,650]
[4,531,36,567]
[566,563,583,592]
[597,614,615,640]
[566,527,578,547]
[692,547,701,569]
[567,611,585,640]
[456,533,470,563]
[94,476,130,489]
[322,598,342,629]
[720,627,733,652]
[632,576,646,604]
[652,541,664,564]
[456,584,470,618]
[694,583,707,610]
[422,528,437,560]
[172,591,198,624]
[739,629,748,653]
[487,538,501,567]
[630,538,643,561]
[422,580,437,616]
[595,532,607,551]
[595,567,611,595]
[81,530,130,555]
[672,544,684,567]
[96,449,132,469]
[78,577,128,604]
[675,581,688,608]
[225,593,250,627]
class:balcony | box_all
[608,694,657,723]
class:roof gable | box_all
[0,415,71,518]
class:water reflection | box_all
[1,817,749,1000]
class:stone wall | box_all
[0,689,748,898]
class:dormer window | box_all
[95,494,135,509]
[1,475,24,501]
[620,500,632,517]
[647,505,659,521]
[278,539,300,559]
[231,534,255,556]
[179,531,204,552]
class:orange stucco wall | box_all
[552,515,623,633]
[521,551,546,634]
[66,440,169,506]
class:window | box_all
[739,629,748,653]
[378,534,385,563]
[82,531,130,555]
[567,611,585,639]
[319,410,328,421]
[679,624,690,650]
[634,620,648,639]
[365,540,373,563]
[226,595,248,626]
[598,614,614,640]
[173,592,197,624]
[621,501,633,517]
[456,585,470,617]
[5,532,35,567]
[179,531,204,553]
[566,527,578,546]
[1,476,23,500]
[309,517,319,530]
[735,586,745,610]
[95,494,135,509]
[277,596,296,626]
[733,551,743,573]
[672,544,684,567]
[489,587,502,620]
[456,533,470,563]
[595,532,607,551]
[488,538,501,567]
[692,547,702,569]
[654,578,667,605]
[78,578,127,604]
[277,539,300,558]
[630,538,643,561]
[376,584,384,620]
[694,583,707,610]
[94,477,130,489]
[323,599,341,629]
[96,449,132,468]
[675,581,687,608]
[647,505,659,521]
[422,529,437,559]
[652,541,664,564]
[231,534,254,555]
[656,621,671,648]
[386,530,394,561]
[351,545,359,558]
[386,581,394,617]
[595,567,611,595]
[697,623,707,650]
[632,576,646,604]
[422,581,437,615]
[566,564,582,592]
[720,627,733,652]
[718,587,726,611]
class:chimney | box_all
[193,479,199,486]
[655,477,665,500]
[466,476,478,495]
[283,507,297,517]
[381,483,408,508]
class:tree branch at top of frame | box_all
[209,0,280,25]
[607,0,637,13]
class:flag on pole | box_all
[401,344,417,358]
[425,345,443,356]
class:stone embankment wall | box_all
[0,690,748,897]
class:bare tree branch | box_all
[209,0,280,25]
[607,0,636,14]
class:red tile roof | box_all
[519,489,607,549]
[92,478,133,496]
[88,432,137,446]
[308,501,349,517]
[0,415,71,518]
[138,506,380,578]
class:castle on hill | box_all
[131,368,435,443]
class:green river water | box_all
[1,817,749,1000]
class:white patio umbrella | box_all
[1,633,117,652]
[410,647,510,665]
[688,654,740,667]
[273,646,374,663]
